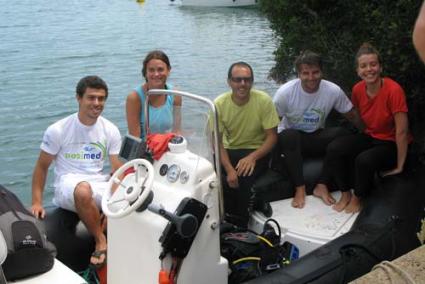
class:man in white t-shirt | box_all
[31,75,122,268]
[273,51,363,210]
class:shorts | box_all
[53,173,110,213]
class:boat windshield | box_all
[145,89,218,168]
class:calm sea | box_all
[0,0,279,206]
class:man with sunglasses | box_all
[273,51,362,209]
[215,62,279,228]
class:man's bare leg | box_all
[313,183,336,205]
[292,185,306,208]
[345,194,361,213]
[332,191,352,212]
[74,182,107,266]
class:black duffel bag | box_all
[0,185,57,280]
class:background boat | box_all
[172,0,258,7]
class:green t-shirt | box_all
[214,89,279,149]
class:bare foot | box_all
[291,186,306,208]
[313,183,336,205]
[332,191,352,212]
[345,195,361,213]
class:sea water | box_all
[0,0,279,206]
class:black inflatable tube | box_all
[246,167,425,284]
[44,206,94,272]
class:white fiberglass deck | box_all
[250,191,359,257]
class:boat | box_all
[170,0,258,8]
[3,89,424,283]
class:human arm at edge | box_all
[342,108,365,132]
[236,127,277,177]
[382,112,409,177]
[126,91,142,138]
[31,150,55,219]
[413,1,425,63]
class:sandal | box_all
[90,249,107,269]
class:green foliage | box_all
[260,0,425,143]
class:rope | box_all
[372,260,416,284]
[256,235,274,247]
[232,257,261,265]
[78,266,100,284]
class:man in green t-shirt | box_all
[215,62,279,228]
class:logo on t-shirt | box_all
[64,141,107,161]
[289,108,324,132]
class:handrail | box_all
[145,89,224,222]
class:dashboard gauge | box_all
[180,171,189,184]
[167,164,181,183]
[170,136,184,144]
[159,164,168,176]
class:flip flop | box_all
[90,249,107,269]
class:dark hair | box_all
[227,61,254,81]
[294,50,323,72]
[142,50,171,79]
[355,42,382,67]
[76,75,108,98]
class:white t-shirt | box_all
[273,79,353,133]
[40,113,122,186]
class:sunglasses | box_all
[230,77,253,83]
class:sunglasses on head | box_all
[230,77,253,83]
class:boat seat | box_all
[44,207,94,272]
[254,144,422,203]
[252,158,324,202]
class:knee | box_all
[326,139,344,156]
[355,152,374,171]
[73,182,93,205]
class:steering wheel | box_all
[102,158,154,218]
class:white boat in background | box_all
[171,0,258,7]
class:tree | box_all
[260,0,425,149]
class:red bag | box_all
[146,133,176,160]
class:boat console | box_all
[102,90,228,284]
[102,135,228,284]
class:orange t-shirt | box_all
[352,77,412,142]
